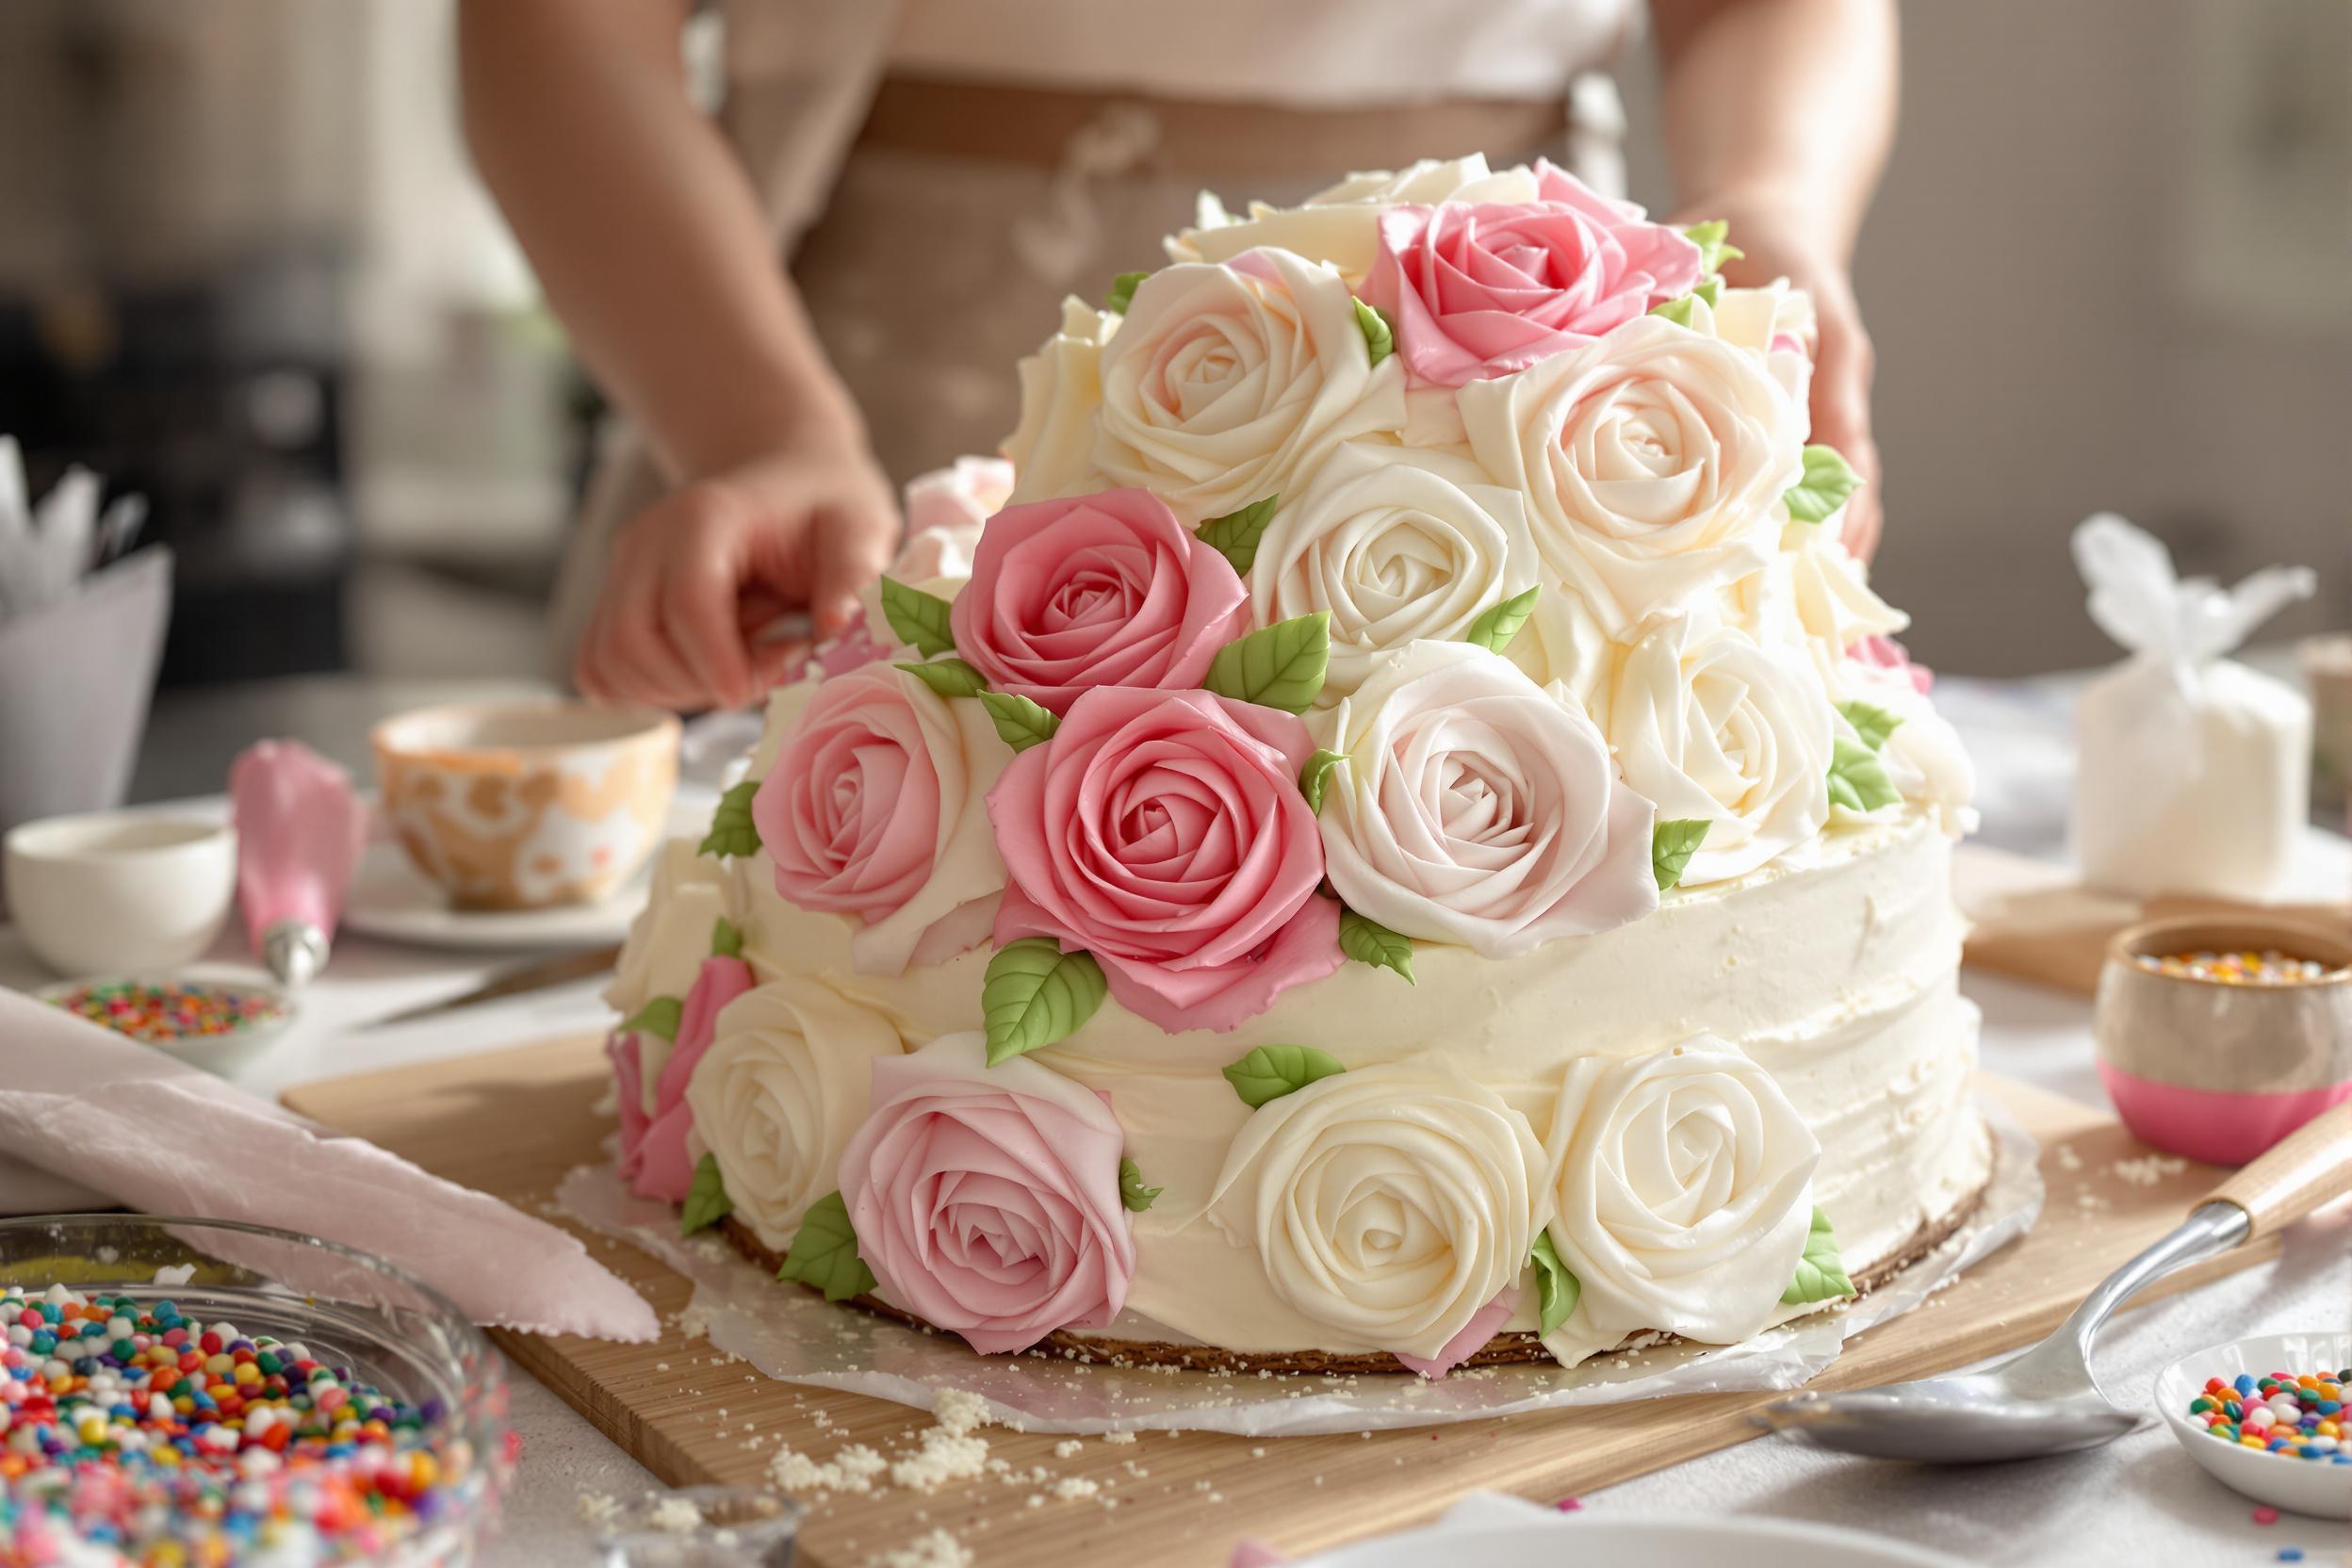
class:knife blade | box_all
[370,943,624,1028]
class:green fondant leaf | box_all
[878,576,958,657]
[1195,494,1280,577]
[698,780,761,859]
[896,657,990,699]
[1836,699,1904,752]
[1353,299,1396,368]
[623,996,682,1044]
[1298,748,1348,816]
[777,1190,878,1302]
[1782,1206,1857,1305]
[1118,1158,1162,1214]
[1826,736,1903,814]
[1462,584,1540,654]
[1221,1043,1348,1109]
[1528,1230,1580,1338]
[1651,818,1711,892]
[1337,906,1414,984]
[680,1152,732,1236]
[1650,295,1698,329]
[1784,444,1863,524]
[1683,220,1744,275]
[710,917,743,959]
[977,689,1061,753]
[1691,274,1723,308]
[1105,270,1151,315]
[982,939,1108,1066]
[1203,612,1330,713]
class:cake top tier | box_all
[732,151,1973,1039]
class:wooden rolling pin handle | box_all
[2201,1102,2352,1244]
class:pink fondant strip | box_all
[2097,1059,2352,1167]
[1390,1294,1517,1380]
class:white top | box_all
[881,0,1637,106]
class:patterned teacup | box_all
[371,702,679,910]
[2095,915,2352,1165]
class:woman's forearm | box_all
[1651,0,1898,260]
[457,0,864,482]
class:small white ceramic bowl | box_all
[34,969,295,1077]
[4,810,237,975]
[2155,1330,2352,1519]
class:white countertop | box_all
[5,673,2348,1567]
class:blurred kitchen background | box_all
[1,0,2344,702]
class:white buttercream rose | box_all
[1601,612,1833,886]
[1821,658,1979,836]
[1208,1059,1546,1362]
[606,840,745,1108]
[1165,155,1540,283]
[1251,442,1540,704]
[1461,314,1807,634]
[1003,297,1119,503]
[1317,640,1658,956]
[1090,248,1406,523]
[1539,1039,1821,1365]
[683,974,904,1253]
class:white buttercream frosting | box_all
[1536,1039,1821,1366]
[1165,155,1541,283]
[683,975,905,1253]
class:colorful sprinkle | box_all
[42,981,285,1047]
[2132,949,2345,985]
[0,1282,482,1562]
[2186,1369,2352,1467]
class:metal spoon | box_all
[1756,1102,2352,1463]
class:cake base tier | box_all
[717,1126,1993,1377]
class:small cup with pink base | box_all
[2096,915,2352,1165]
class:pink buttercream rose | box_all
[611,954,753,1203]
[1852,632,1935,694]
[949,488,1250,716]
[988,686,1340,1033]
[1365,170,1702,387]
[837,1032,1135,1355]
[902,455,1013,545]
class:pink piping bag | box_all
[228,740,368,986]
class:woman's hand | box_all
[574,443,900,712]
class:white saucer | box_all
[343,784,717,953]
[2155,1330,2352,1519]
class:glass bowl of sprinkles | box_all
[0,1213,513,1565]
[2095,916,2352,1165]
[2156,1331,2352,1519]
[36,972,295,1077]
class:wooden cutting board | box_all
[284,1038,2278,1568]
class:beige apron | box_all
[547,1,1632,679]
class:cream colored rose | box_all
[1317,640,1658,956]
[1821,659,1979,836]
[1092,249,1406,523]
[1166,155,1540,283]
[1207,1059,1546,1361]
[1720,524,1904,655]
[1460,314,1806,634]
[607,840,745,1109]
[1252,442,1539,704]
[1004,297,1119,504]
[1601,612,1833,886]
[683,974,904,1253]
[1702,283,1818,411]
[1539,1039,1821,1366]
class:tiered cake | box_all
[603,155,1986,1376]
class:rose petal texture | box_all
[604,841,746,1103]
[1090,248,1406,524]
[986,686,1340,1034]
[1250,442,1542,705]
[615,954,753,1204]
[1165,154,1542,283]
[1821,656,1978,837]
[837,1032,1135,1355]
[903,455,1013,545]
[1539,1040,1821,1365]
[1600,612,1834,886]
[1460,313,1807,635]
[1315,640,1658,957]
[1004,297,1120,504]
[751,662,1009,975]
[1206,1058,1547,1362]
[683,973,904,1253]
[1365,197,1702,386]
[951,487,1250,715]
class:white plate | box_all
[1303,1511,1972,1568]
[343,784,716,953]
[2154,1330,2352,1519]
